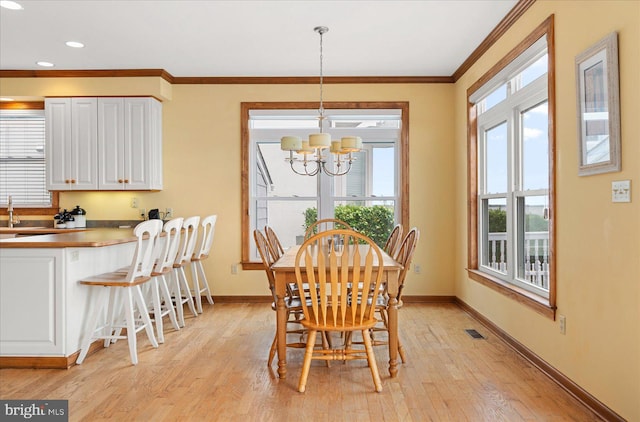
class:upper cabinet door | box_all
[45,98,98,190]
[97,98,125,190]
[71,98,98,189]
[98,97,162,190]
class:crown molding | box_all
[0,0,534,85]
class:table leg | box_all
[387,296,399,378]
[275,275,287,379]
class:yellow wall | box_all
[453,1,639,420]
[0,80,457,299]
[1,1,638,417]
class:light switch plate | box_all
[612,180,631,203]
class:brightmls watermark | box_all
[1,400,68,421]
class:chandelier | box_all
[280,26,362,177]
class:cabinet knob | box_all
[124,179,129,184]
[71,179,76,184]
[65,179,70,184]
[118,179,124,183]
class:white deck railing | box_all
[487,232,550,289]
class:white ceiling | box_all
[0,0,518,78]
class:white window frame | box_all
[248,109,401,260]
[477,75,549,297]
[0,107,52,208]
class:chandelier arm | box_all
[321,159,353,177]
[288,159,321,176]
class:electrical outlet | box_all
[131,197,138,208]
[165,208,173,219]
[559,315,566,335]
[140,208,146,220]
[414,264,421,274]
[231,264,238,275]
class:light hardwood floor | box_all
[0,302,601,421]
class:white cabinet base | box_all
[0,243,135,368]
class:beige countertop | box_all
[0,228,137,248]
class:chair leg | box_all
[268,333,277,367]
[298,329,317,393]
[170,271,185,327]
[133,285,159,349]
[398,336,406,363]
[76,287,109,364]
[362,329,383,393]
[150,279,164,344]
[106,287,120,345]
[159,275,180,331]
[178,267,198,317]
[190,262,203,314]
[196,261,214,305]
[122,288,139,365]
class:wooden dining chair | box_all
[295,229,385,393]
[190,214,217,313]
[383,223,404,258]
[371,227,420,363]
[303,218,352,240]
[253,229,307,366]
[76,219,162,365]
[264,225,285,260]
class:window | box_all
[1,102,58,212]
[467,17,556,317]
[242,102,409,268]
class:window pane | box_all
[481,84,507,112]
[0,110,51,207]
[516,195,550,290]
[258,200,317,253]
[522,101,549,191]
[519,54,548,88]
[333,144,395,198]
[257,142,317,197]
[481,197,508,273]
[485,122,508,194]
[333,200,396,247]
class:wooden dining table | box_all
[271,244,403,379]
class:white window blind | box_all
[0,109,51,207]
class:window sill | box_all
[467,268,556,320]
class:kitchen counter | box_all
[0,228,140,368]
[0,228,137,248]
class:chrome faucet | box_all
[7,196,19,228]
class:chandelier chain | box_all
[318,27,324,126]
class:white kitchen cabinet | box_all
[45,97,162,191]
[0,242,136,359]
[98,97,163,190]
[45,98,98,190]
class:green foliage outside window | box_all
[303,205,395,247]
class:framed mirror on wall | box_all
[575,32,621,176]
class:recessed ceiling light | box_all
[36,61,54,67]
[0,97,15,102]
[65,41,85,48]
[0,1,23,10]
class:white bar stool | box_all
[171,215,199,326]
[190,214,217,313]
[148,217,183,343]
[76,219,162,365]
